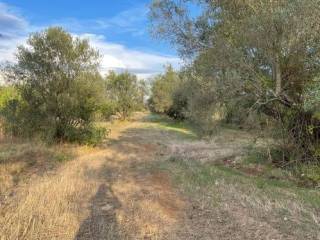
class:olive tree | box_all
[150,0,320,108]
[4,27,105,142]
[105,71,145,120]
[148,65,180,114]
[150,0,320,160]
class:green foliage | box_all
[2,27,105,144]
[149,0,320,168]
[0,86,27,136]
[105,71,145,120]
[167,82,188,119]
[0,86,18,109]
[98,101,117,120]
[148,65,180,114]
[304,77,320,113]
[63,125,107,146]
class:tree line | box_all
[148,0,320,165]
[0,27,146,144]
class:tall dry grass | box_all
[0,149,105,239]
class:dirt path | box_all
[74,114,188,239]
[0,113,188,239]
[1,113,319,239]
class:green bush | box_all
[99,101,117,120]
[0,86,25,136]
[167,83,188,120]
[2,27,105,144]
[63,125,107,145]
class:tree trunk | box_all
[273,53,282,95]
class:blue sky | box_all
[0,0,181,78]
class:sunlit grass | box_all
[144,113,198,139]
[154,157,320,237]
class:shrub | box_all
[99,101,117,120]
[63,125,107,145]
[2,27,105,143]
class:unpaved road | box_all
[1,113,319,240]
[0,113,188,239]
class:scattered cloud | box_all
[80,34,181,79]
[0,3,28,38]
[0,3,28,62]
[0,3,181,79]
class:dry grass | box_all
[158,127,320,239]
[0,138,74,197]
[0,136,102,239]
[1,113,319,239]
[0,113,188,240]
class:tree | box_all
[105,71,145,120]
[148,65,180,114]
[4,27,105,142]
[150,0,320,108]
[150,0,320,160]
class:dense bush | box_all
[98,101,117,120]
[0,86,18,109]
[2,27,106,144]
[149,0,320,164]
[62,124,107,145]
[167,82,188,120]
[0,86,24,136]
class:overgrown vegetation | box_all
[148,65,185,119]
[0,27,146,144]
[105,71,146,120]
[1,27,105,143]
[148,0,320,173]
[156,156,320,238]
[0,2,320,237]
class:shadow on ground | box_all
[75,183,122,240]
[74,119,188,239]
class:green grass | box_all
[146,114,320,237]
[157,157,320,209]
[147,113,320,210]
[145,113,198,140]
[156,158,320,238]
[242,144,320,188]
[243,146,269,165]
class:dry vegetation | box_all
[0,113,319,239]
[0,113,187,239]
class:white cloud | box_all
[80,34,181,79]
[0,4,181,79]
[0,3,28,37]
[0,3,28,62]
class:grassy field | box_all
[0,113,319,239]
[148,114,320,239]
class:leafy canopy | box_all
[4,27,105,142]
